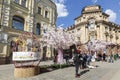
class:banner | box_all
[12,52,40,61]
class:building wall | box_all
[0,0,57,64]
[67,5,120,45]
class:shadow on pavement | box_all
[80,69,90,76]
[79,65,99,76]
[39,67,56,74]
[39,64,73,74]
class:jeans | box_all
[74,62,80,75]
[109,57,114,63]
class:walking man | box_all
[73,45,81,78]
[73,53,80,77]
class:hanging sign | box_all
[12,52,40,61]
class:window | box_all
[15,0,20,3]
[12,16,24,30]
[45,11,48,18]
[44,29,46,33]
[105,26,107,29]
[77,28,80,31]
[38,7,41,14]
[36,23,41,35]
[21,0,26,7]
[109,28,112,31]
[83,17,86,19]
[90,35,95,41]
[77,37,80,40]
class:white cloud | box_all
[52,0,64,3]
[105,9,117,22]
[58,24,64,27]
[92,0,98,4]
[52,0,69,17]
[58,0,65,3]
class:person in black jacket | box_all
[73,53,80,77]
[73,45,81,78]
[103,53,106,61]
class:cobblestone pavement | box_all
[0,60,120,80]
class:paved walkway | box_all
[0,60,120,80]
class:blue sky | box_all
[52,0,120,28]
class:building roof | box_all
[82,5,102,13]
[75,5,109,20]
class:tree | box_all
[41,26,80,64]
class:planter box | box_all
[13,52,40,78]
[14,67,39,78]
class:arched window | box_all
[36,23,41,35]
[12,16,24,30]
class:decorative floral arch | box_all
[12,32,41,68]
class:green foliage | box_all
[40,64,71,69]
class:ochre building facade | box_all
[66,5,120,54]
[0,0,57,64]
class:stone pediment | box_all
[82,5,102,13]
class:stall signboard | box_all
[12,52,40,61]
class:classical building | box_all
[66,5,120,54]
[0,0,57,64]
